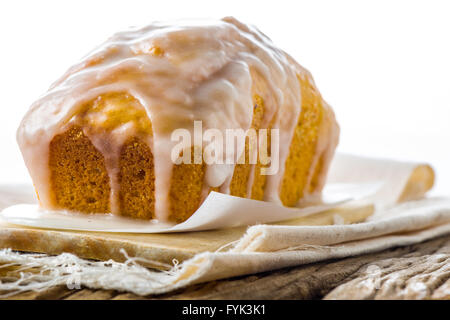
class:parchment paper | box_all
[0,153,434,233]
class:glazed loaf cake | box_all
[17,17,339,223]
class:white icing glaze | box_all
[17,17,306,221]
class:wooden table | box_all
[2,233,450,300]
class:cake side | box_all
[49,126,111,213]
[18,18,339,222]
[280,72,339,206]
[46,67,338,222]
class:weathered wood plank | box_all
[64,288,118,300]
[325,239,450,299]
[1,285,74,300]
[3,234,450,300]
[432,279,450,299]
[154,236,450,300]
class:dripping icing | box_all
[17,17,307,221]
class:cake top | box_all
[17,17,308,220]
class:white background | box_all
[0,0,449,195]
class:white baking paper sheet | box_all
[0,182,380,233]
[1,153,433,233]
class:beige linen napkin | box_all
[0,153,443,297]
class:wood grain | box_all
[2,234,450,300]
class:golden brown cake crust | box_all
[168,146,206,223]
[18,18,339,222]
[118,138,155,220]
[47,70,338,221]
[49,126,111,213]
